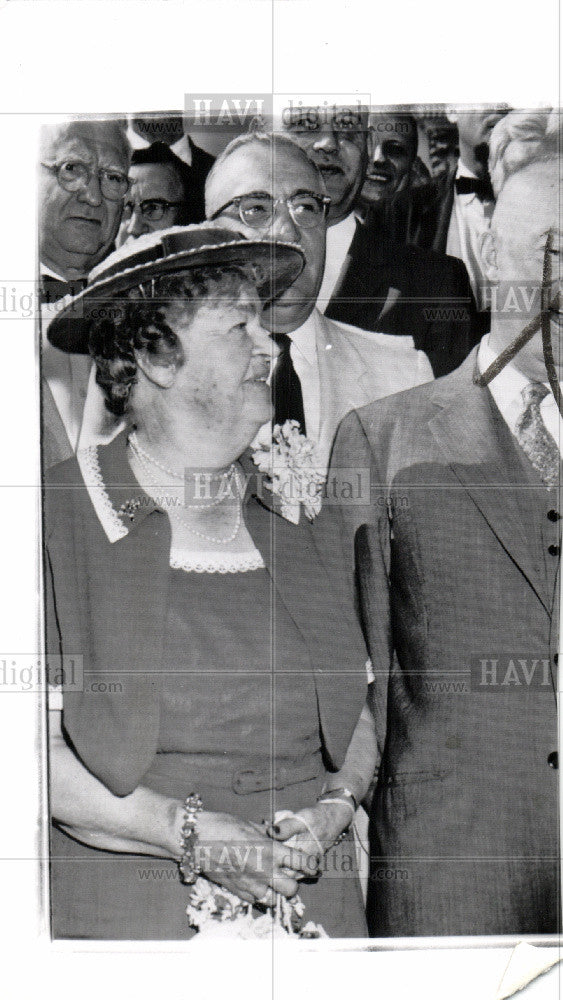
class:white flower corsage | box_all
[186,880,327,940]
[251,420,325,525]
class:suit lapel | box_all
[431,177,455,255]
[428,359,549,611]
[316,311,373,432]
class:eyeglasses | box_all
[211,191,331,230]
[285,109,365,139]
[41,160,130,201]
[122,198,183,221]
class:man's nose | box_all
[126,207,148,238]
[268,202,300,242]
[371,142,385,164]
[251,316,280,358]
[76,169,103,207]
[312,127,338,154]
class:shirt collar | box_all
[40,263,69,283]
[456,160,480,181]
[477,333,558,435]
[287,308,319,367]
[455,160,480,204]
[170,134,192,166]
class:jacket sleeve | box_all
[322,408,394,773]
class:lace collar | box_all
[76,435,265,573]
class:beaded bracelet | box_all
[178,792,203,885]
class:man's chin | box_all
[262,301,311,334]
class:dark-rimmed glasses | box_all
[122,198,183,222]
[210,191,331,230]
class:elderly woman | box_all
[45,225,376,940]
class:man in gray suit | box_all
[205,132,433,472]
[327,110,561,935]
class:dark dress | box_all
[46,434,368,939]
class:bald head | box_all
[205,134,327,333]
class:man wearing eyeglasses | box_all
[206,132,433,473]
[39,119,131,467]
[116,144,189,247]
[281,105,478,378]
[40,120,130,294]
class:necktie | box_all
[270,333,306,434]
[514,382,561,487]
[40,274,87,305]
[455,175,495,201]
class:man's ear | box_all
[135,346,179,389]
[480,229,499,284]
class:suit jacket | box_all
[324,215,480,377]
[173,135,215,223]
[374,175,491,339]
[325,350,560,936]
[311,309,433,472]
[372,173,456,256]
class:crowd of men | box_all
[39,105,512,466]
[39,104,562,937]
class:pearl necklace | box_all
[127,436,242,544]
[128,431,237,512]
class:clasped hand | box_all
[195,802,351,909]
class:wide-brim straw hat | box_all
[47,223,305,353]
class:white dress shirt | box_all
[317,212,357,313]
[286,309,323,441]
[257,309,324,465]
[478,334,562,456]
[447,161,494,312]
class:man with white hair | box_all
[326,109,561,936]
[39,119,131,466]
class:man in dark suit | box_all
[280,103,478,377]
[382,106,511,338]
[326,110,561,936]
[128,112,214,222]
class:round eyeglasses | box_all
[211,191,331,230]
[41,160,130,202]
[122,198,183,222]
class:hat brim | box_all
[46,231,305,353]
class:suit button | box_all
[548,544,560,556]
[547,509,560,522]
[548,751,558,769]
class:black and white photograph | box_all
[1,1,561,997]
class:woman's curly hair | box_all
[89,264,259,416]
